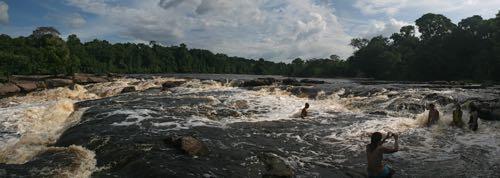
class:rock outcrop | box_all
[0,83,21,96]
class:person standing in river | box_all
[451,104,464,128]
[301,103,309,119]
[366,132,399,178]
[469,103,479,131]
[427,103,440,127]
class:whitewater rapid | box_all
[0,75,499,177]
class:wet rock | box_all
[35,81,47,89]
[259,153,294,178]
[240,78,277,87]
[14,81,38,92]
[46,78,74,88]
[0,83,21,96]
[300,79,325,84]
[181,136,209,156]
[424,93,455,106]
[164,136,209,156]
[387,100,425,114]
[288,87,322,98]
[162,81,186,89]
[476,101,500,121]
[231,100,249,109]
[216,109,241,118]
[282,78,300,86]
[73,73,110,84]
[0,146,95,178]
[121,86,137,93]
[369,111,388,116]
[10,75,52,81]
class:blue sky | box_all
[1,0,499,62]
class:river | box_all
[0,74,499,177]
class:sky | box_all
[0,0,499,62]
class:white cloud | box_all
[65,13,87,28]
[354,0,500,19]
[0,1,8,24]
[65,0,353,61]
[359,18,412,38]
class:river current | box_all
[0,74,499,177]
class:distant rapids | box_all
[0,74,499,177]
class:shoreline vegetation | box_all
[1,12,500,87]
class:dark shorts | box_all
[368,165,391,178]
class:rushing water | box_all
[0,74,499,177]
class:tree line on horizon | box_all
[1,11,500,82]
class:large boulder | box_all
[46,78,74,88]
[0,83,21,96]
[14,81,38,92]
[259,153,294,178]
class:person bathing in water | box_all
[469,103,479,131]
[451,104,464,128]
[427,103,440,127]
[367,132,399,178]
[301,103,309,119]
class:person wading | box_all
[427,103,440,127]
[469,103,479,131]
[451,104,464,128]
[366,132,399,178]
[301,103,309,119]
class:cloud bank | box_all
[66,0,354,61]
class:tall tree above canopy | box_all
[32,27,61,38]
[416,13,456,41]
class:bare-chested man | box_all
[301,103,309,119]
[366,132,399,178]
[427,103,440,127]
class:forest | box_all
[1,11,500,82]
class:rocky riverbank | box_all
[0,74,115,98]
